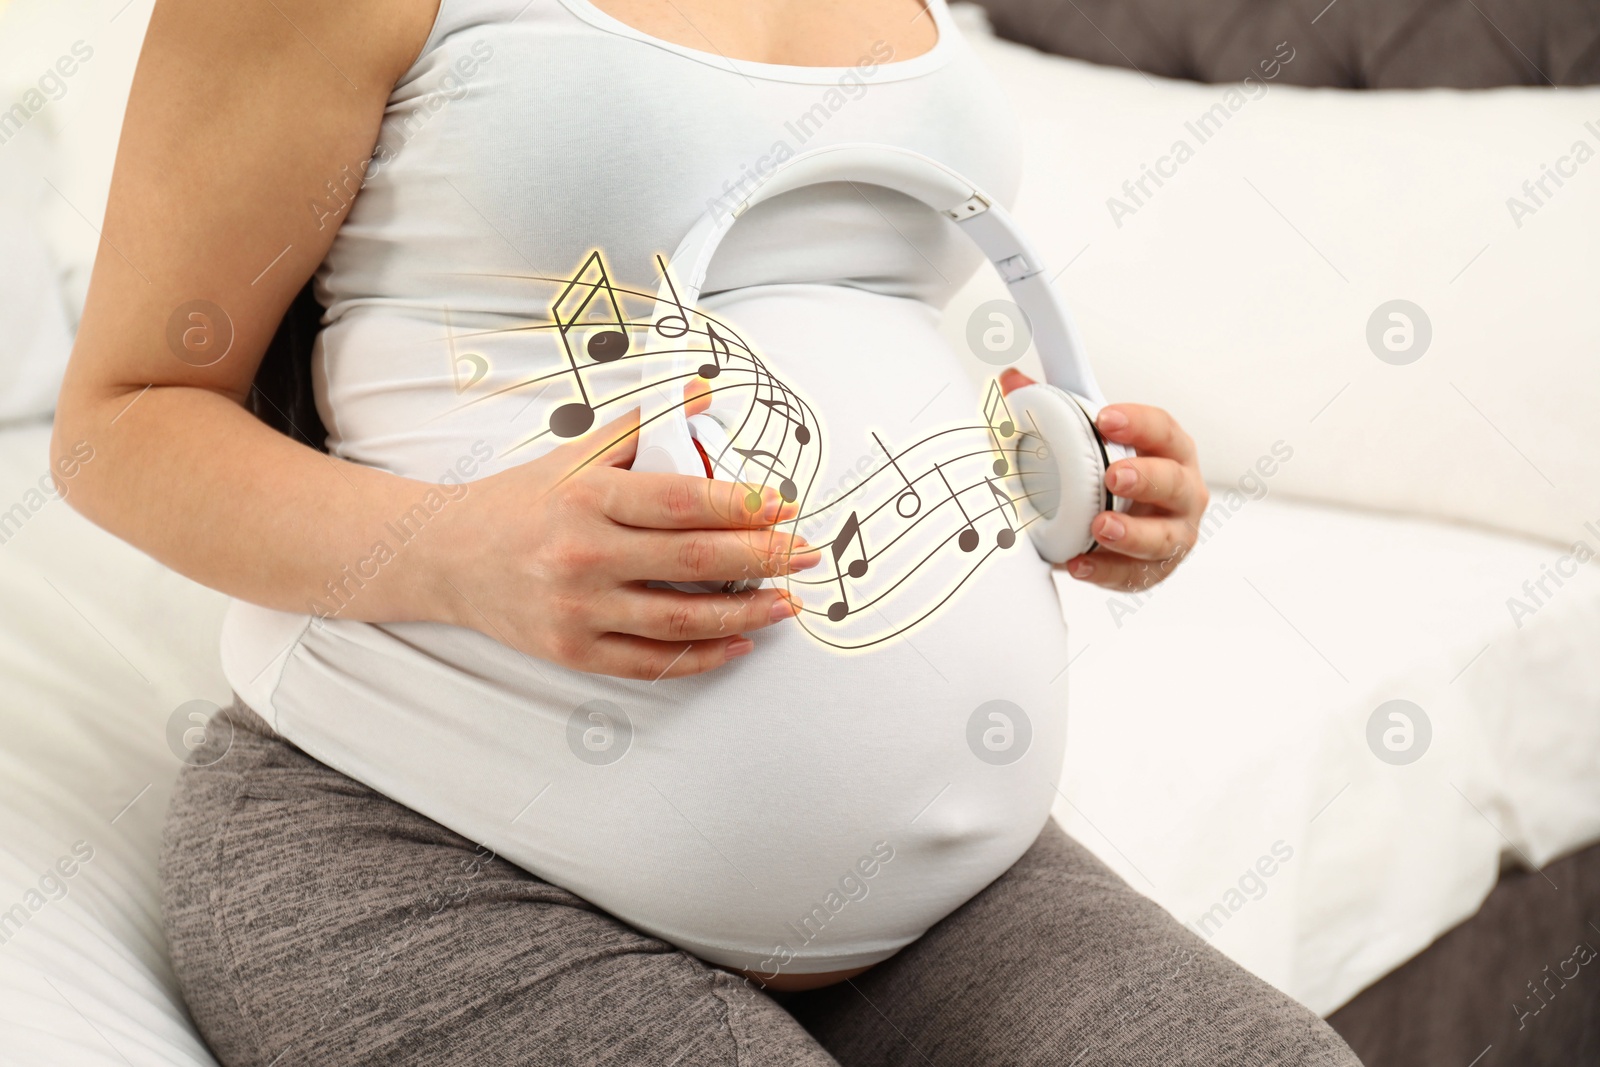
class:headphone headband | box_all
[635,143,1106,474]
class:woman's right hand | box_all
[435,400,820,681]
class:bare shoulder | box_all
[141,0,440,91]
[61,0,442,406]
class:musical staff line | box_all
[442,248,1057,652]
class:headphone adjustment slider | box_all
[942,193,991,221]
[995,252,1041,283]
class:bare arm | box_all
[53,0,812,679]
[54,0,441,618]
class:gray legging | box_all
[161,701,1361,1066]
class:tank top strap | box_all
[411,0,556,72]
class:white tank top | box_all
[221,0,1074,975]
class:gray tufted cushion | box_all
[969,0,1600,87]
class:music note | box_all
[554,251,632,363]
[871,432,921,519]
[700,321,732,380]
[983,380,1017,476]
[732,447,797,502]
[759,397,812,446]
[548,252,634,437]
[1019,410,1050,462]
[986,477,1018,549]
[653,255,690,339]
[934,462,981,553]
[445,306,489,393]
[826,511,869,621]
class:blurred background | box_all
[0,0,1596,1063]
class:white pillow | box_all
[0,424,230,1066]
[0,160,72,423]
[945,5,1600,549]
[0,0,150,424]
[0,0,155,323]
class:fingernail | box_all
[770,594,801,622]
[790,551,822,572]
[1098,409,1129,433]
[1110,467,1136,494]
[1098,515,1124,542]
[726,637,754,659]
[1069,559,1095,579]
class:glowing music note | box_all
[871,432,921,519]
[454,353,488,393]
[653,255,690,339]
[700,321,732,380]
[982,380,1017,476]
[445,306,489,393]
[732,447,797,502]
[1019,410,1050,462]
[986,477,1018,549]
[826,511,869,622]
[934,462,981,553]
[548,252,633,438]
[758,397,812,446]
[554,251,631,363]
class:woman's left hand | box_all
[1000,368,1208,592]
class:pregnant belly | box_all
[260,286,1075,976]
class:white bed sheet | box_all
[0,423,229,1066]
[1050,487,1600,1013]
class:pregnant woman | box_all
[54,0,1361,1062]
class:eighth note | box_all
[759,396,812,446]
[444,307,489,393]
[454,353,489,393]
[986,477,1018,549]
[732,447,797,502]
[1018,410,1050,462]
[699,321,731,380]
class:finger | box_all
[683,377,712,418]
[999,368,1035,395]
[1061,549,1188,592]
[582,632,756,681]
[593,467,801,529]
[605,586,802,643]
[1095,404,1196,465]
[1104,456,1200,513]
[1089,511,1196,562]
[617,528,821,584]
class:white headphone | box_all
[631,143,1133,592]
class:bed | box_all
[2,0,1597,1062]
[949,1,1600,1060]
[0,421,230,1064]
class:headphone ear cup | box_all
[679,414,765,595]
[1007,383,1111,563]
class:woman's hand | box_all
[1000,369,1207,591]
[54,0,801,687]
[434,392,819,681]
